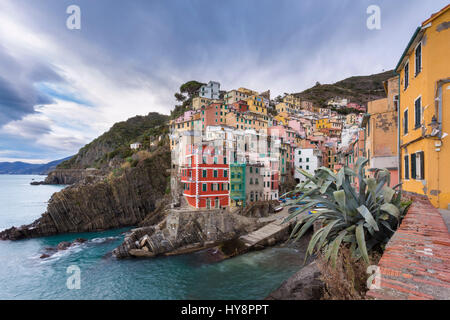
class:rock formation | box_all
[113,209,267,259]
[0,146,171,240]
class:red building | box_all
[200,103,225,129]
[181,143,229,209]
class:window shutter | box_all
[420,151,425,180]
[411,153,416,179]
[404,155,409,179]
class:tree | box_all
[174,93,186,102]
[179,81,205,98]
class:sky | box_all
[0,0,448,163]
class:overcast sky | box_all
[0,0,448,163]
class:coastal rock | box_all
[113,209,266,259]
[44,169,104,185]
[0,146,171,240]
[239,200,279,218]
[57,241,72,250]
[265,261,324,300]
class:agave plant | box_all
[284,157,409,266]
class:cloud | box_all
[0,0,449,163]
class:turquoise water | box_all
[0,175,303,299]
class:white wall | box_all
[294,148,321,183]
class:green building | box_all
[229,163,246,207]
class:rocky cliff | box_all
[57,112,169,170]
[0,146,171,240]
[43,168,105,185]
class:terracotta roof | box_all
[422,4,450,26]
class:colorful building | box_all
[229,163,246,207]
[362,76,399,187]
[396,5,450,208]
[181,144,229,209]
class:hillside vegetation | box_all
[58,112,169,170]
[294,70,394,107]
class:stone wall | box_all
[366,197,450,300]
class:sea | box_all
[0,175,303,299]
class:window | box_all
[403,109,409,134]
[255,167,259,174]
[306,165,310,170]
[414,97,421,129]
[415,43,422,76]
[202,170,207,178]
[255,178,259,185]
[202,183,207,192]
[249,167,252,173]
[299,158,302,163]
[306,157,309,162]
[404,155,409,179]
[411,153,416,179]
[224,170,228,178]
[223,157,227,165]
[249,178,253,184]
[412,151,425,180]
[213,170,218,178]
[404,62,409,90]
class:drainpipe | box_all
[396,73,402,191]
[434,79,450,208]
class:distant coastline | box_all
[0,156,72,175]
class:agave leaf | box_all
[382,186,395,203]
[380,220,395,233]
[333,190,346,208]
[336,167,345,189]
[292,213,323,242]
[284,200,326,223]
[307,228,325,256]
[296,168,318,183]
[320,180,333,194]
[365,178,377,192]
[380,203,400,219]
[324,244,333,262]
[356,224,370,264]
[317,220,340,249]
[357,205,379,231]
[330,230,348,267]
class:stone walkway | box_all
[240,207,298,248]
[367,198,450,300]
[438,209,450,233]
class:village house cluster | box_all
[168,5,449,210]
[168,82,365,209]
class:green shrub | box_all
[284,157,410,266]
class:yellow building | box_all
[192,96,212,110]
[275,102,298,115]
[274,114,289,126]
[225,110,268,131]
[283,94,301,107]
[396,5,450,208]
[238,87,259,96]
[316,118,331,129]
[246,95,267,115]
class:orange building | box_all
[362,75,399,187]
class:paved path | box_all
[438,209,450,233]
[367,198,450,300]
[239,206,299,248]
